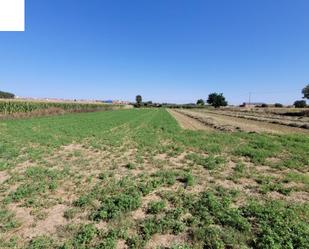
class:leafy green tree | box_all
[302,84,309,99]
[0,91,15,99]
[207,93,227,108]
[274,103,283,107]
[196,99,205,106]
[135,95,142,107]
[294,100,306,108]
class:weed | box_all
[147,200,166,214]
[0,207,20,232]
[126,162,136,170]
[27,236,54,249]
[243,201,309,249]
[255,176,292,195]
[92,189,141,221]
[63,208,78,220]
[186,153,225,170]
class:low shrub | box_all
[294,100,307,108]
[92,189,141,220]
[147,200,166,214]
[27,236,54,249]
[274,103,283,107]
[186,153,225,170]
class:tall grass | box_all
[0,100,121,115]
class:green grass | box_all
[0,108,308,248]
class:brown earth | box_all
[167,109,214,131]
[175,109,309,134]
[0,171,9,184]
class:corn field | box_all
[0,100,119,115]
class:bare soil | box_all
[0,171,9,184]
[167,109,214,131]
[176,109,309,134]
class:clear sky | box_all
[0,0,308,104]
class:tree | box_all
[196,99,205,106]
[302,84,309,99]
[135,95,142,107]
[274,103,283,108]
[144,101,152,107]
[294,100,307,108]
[0,91,15,99]
[207,93,227,108]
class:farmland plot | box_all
[197,108,309,129]
[0,109,308,248]
[173,109,309,134]
[0,100,124,118]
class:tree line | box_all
[0,91,15,99]
[135,84,309,109]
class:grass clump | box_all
[92,188,142,221]
[0,207,20,232]
[255,176,292,195]
[136,208,186,244]
[8,166,62,204]
[186,153,225,170]
[147,200,166,214]
[27,236,54,249]
[243,201,309,249]
[63,208,78,220]
[125,162,136,170]
[153,170,177,186]
[233,134,282,164]
[183,172,195,187]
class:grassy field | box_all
[0,109,308,248]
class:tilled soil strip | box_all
[174,109,241,132]
[175,109,309,134]
[167,109,214,131]
[198,110,309,129]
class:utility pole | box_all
[249,92,251,106]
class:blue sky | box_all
[0,0,308,104]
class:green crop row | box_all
[0,101,121,114]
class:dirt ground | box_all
[171,109,309,134]
[167,109,214,131]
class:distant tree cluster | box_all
[135,95,142,107]
[196,99,205,106]
[0,91,15,99]
[135,93,228,108]
[274,103,283,108]
[207,93,228,108]
[134,95,162,108]
[294,100,307,108]
[302,84,309,99]
[292,84,308,108]
[196,93,228,108]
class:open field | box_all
[197,107,309,129]
[0,109,309,248]
[172,109,309,134]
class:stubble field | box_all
[0,109,308,248]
